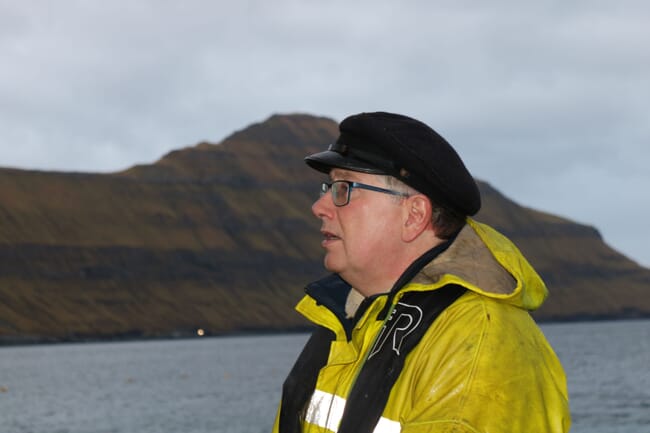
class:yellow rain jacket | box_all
[273,219,571,433]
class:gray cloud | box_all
[0,0,648,266]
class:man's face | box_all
[311,168,406,291]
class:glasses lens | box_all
[331,181,350,206]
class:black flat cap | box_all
[305,111,481,216]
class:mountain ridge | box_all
[0,113,648,344]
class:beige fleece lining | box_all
[413,224,517,295]
[345,288,366,318]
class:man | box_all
[273,112,571,433]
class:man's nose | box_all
[312,192,333,219]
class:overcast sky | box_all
[1,1,648,267]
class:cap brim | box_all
[305,150,386,174]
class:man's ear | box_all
[402,195,433,242]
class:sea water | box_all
[0,319,648,433]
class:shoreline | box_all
[1,315,649,348]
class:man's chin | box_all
[323,255,343,274]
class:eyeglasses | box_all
[320,180,410,207]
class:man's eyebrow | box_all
[329,169,343,179]
[330,169,361,181]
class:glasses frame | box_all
[320,180,410,207]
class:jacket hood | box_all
[411,218,548,311]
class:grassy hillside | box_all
[0,114,648,343]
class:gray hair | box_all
[382,175,466,239]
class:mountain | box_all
[0,114,648,344]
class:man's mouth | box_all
[322,230,340,241]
